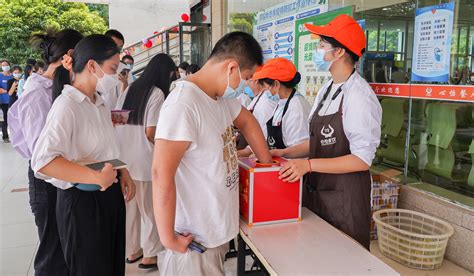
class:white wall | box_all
[109,0,189,46]
[65,0,189,46]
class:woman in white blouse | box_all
[115,53,177,270]
[32,34,136,276]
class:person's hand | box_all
[166,233,194,254]
[120,170,136,202]
[270,148,285,157]
[96,163,118,191]
[279,159,310,183]
[118,72,128,88]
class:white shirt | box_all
[308,72,382,166]
[248,90,277,136]
[101,83,121,110]
[268,93,311,147]
[32,85,120,189]
[237,93,251,107]
[115,87,164,181]
[155,81,242,248]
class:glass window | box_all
[223,0,474,205]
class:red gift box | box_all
[239,157,302,226]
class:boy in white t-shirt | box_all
[153,32,272,275]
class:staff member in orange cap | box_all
[273,15,382,250]
[239,58,310,156]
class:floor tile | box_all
[0,222,38,249]
[0,245,36,276]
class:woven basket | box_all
[373,209,454,270]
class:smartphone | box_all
[176,232,207,253]
[85,159,127,171]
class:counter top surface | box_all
[240,208,400,276]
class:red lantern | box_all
[145,40,153,48]
[181,13,190,22]
[202,15,207,21]
[153,31,159,35]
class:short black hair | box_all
[320,35,363,64]
[26,58,37,66]
[186,64,200,75]
[12,65,22,72]
[34,61,45,71]
[209,31,263,69]
[105,29,124,43]
[122,55,134,63]
[1,59,11,66]
[178,62,189,70]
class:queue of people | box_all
[2,14,381,276]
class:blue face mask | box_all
[266,91,279,101]
[313,48,336,71]
[222,66,244,99]
[243,86,254,98]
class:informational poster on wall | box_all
[293,6,353,105]
[253,0,328,62]
[412,2,455,83]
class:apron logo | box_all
[268,136,276,147]
[320,124,336,146]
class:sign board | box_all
[253,0,328,62]
[412,2,455,82]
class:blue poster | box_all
[412,2,455,82]
[253,0,328,61]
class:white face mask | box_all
[13,73,22,79]
[2,66,10,72]
[93,63,121,94]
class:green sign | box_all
[294,6,354,104]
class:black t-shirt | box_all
[7,78,19,106]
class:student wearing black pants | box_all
[31,34,135,276]
[28,164,69,275]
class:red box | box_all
[239,157,302,226]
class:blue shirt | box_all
[0,73,13,104]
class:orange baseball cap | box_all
[304,14,366,57]
[252,58,296,82]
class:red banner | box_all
[369,83,474,103]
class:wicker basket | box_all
[373,209,454,270]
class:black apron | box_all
[266,89,296,150]
[305,84,372,250]
[236,91,265,150]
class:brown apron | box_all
[305,93,372,250]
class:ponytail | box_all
[52,66,71,102]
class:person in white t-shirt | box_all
[115,53,177,270]
[152,32,272,275]
[31,34,136,276]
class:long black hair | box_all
[31,29,83,65]
[122,53,176,125]
[24,65,33,80]
[32,29,84,101]
[52,34,119,101]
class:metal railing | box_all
[122,22,211,76]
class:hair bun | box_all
[291,72,301,86]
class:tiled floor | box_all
[0,142,472,276]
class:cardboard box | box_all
[239,157,302,226]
